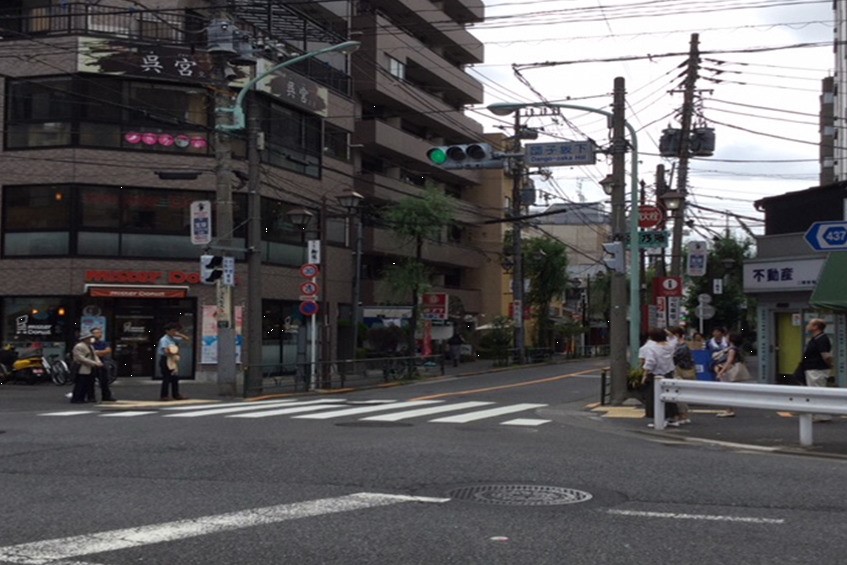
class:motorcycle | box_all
[0,346,53,385]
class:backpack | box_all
[673,343,694,370]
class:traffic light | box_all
[426,143,503,170]
[602,241,625,273]
[200,254,224,284]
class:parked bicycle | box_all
[49,355,117,386]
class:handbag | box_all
[675,366,697,380]
[166,344,180,371]
[724,362,751,382]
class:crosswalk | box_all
[38,398,552,427]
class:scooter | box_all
[0,347,52,385]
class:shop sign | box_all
[78,38,218,82]
[421,293,449,321]
[15,315,53,336]
[743,257,825,292]
[85,270,203,285]
[87,286,188,298]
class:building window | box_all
[6,76,210,154]
[387,56,405,80]
[323,122,350,161]
[3,296,72,355]
[258,98,322,178]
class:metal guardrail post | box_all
[600,368,607,406]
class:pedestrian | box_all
[70,331,103,404]
[707,327,729,353]
[690,332,706,350]
[157,322,190,401]
[669,326,695,424]
[714,333,749,417]
[799,318,834,422]
[447,332,464,367]
[640,327,679,427]
[91,327,117,402]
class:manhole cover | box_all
[448,485,592,506]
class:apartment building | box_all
[0,0,497,380]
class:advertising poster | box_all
[201,305,243,364]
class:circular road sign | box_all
[300,263,319,279]
[300,281,319,296]
[299,301,319,316]
[638,205,663,229]
[696,304,716,320]
[697,293,712,304]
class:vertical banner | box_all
[201,305,243,364]
[667,296,681,327]
[655,297,667,328]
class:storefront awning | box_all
[810,253,847,310]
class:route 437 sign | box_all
[805,221,847,251]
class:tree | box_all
[382,187,456,355]
[684,235,754,335]
[522,236,570,348]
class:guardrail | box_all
[654,377,847,446]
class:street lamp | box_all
[336,189,364,358]
[599,174,616,196]
[660,190,685,211]
[215,41,360,396]
[487,99,642,379]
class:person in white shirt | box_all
[707,327,729,352]
[640,328,679,426]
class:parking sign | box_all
[190,200,212,245]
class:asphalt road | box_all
[2,360,846,564]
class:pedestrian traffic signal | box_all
[426,143,503,170]
[602,241,625,273]
[200,254,224,284]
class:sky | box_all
[466,0,834,241]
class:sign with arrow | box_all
[805,221,847,251]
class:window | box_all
[3,185,70,256]
[6,76,210,154]
[259,98,322,178]
[387,56,406,80]
[323,122,350,161]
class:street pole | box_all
[351,211,363,357]
[609,77,629,403]
[213,55,237,397]
[244,87,263,397]
[511,110,525,364]
[319,196,330,388]
[670,33,700,277]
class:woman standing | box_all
[714,333,747,417]
[641,328,679,427]
[669,326,695,424]
[70,332,104,404]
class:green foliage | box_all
[522,237,570,348]
[382,259,432,302]
[476,316,514,364]
[383,188,455,246]
[365,325,407,356]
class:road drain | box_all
[448,485,592,506]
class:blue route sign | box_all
[805,221,847,251]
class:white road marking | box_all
[160,398,300,411]
[38,411,94,417]
[607,509,785,524]
[361,401,494,422]
[0,492,449,565]
[164,399,344,418]
[430,403,548,424]
[99,411,157,417]
[228,403,355,418]
[500,418,551,427]
[293,400,442,419]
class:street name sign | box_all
[524,141,595,167]
[804,221,847,251]
[623,230,669,249]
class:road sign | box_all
[190,200,212,245]
[687,241,708,276]
[300,264,319,278]
[698,293,712,304]
[638,205,663,229]
[222,256,235,287]
[523,141,595,167]
[307,240,321,264]
[623,230,669,249]
[695,304,716,320]
[300,281,319,296]
[299,301,319,316]
[804,221,847,251]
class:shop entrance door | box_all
[774,312,803,383]
[114,312,156,377]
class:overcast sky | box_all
[467,0,833,240]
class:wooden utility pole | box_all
[609,77,629,404]
[670,33,700,277]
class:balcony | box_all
[369,226,485,269]
[361,280,482,314]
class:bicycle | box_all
[49,354,71,386]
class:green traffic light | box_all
[427,147,447,165]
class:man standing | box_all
[91,327,117,402]
[801,318,833,422]
[157,322,190,401]
[70,332,103,404]
[447,332,464,367]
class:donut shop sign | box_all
[85,270,202,285]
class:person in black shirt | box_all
[801,318,833,422]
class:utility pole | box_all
[609,76,629,403]
[670,33,700,277]
[211,11,237,396]
[244,86,262,397]
[655,164,668,278]
[510,109,525,364]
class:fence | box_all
[654,377,847,447]
[256,355,445,394]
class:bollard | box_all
[798,413,814,447]
[600,369,607,406]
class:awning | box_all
[810,253,847,310]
